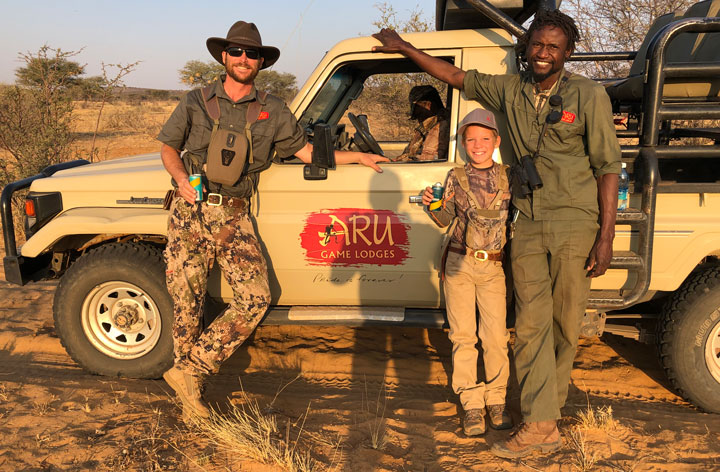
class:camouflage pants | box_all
[164,197,270,375]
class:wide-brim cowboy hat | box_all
[206,21,280,69]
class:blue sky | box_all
[0,0,436,90]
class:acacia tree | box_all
[372,1,434,33]
[354,3,445,122]
[255,71,298,102]
[564,0,696,77]
[0,46,80,187]
[14,51,85,88]
[178,60,223,88]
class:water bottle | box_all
[618,162,629,211]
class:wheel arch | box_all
[20,207,169,258]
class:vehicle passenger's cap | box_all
[458,108,498,136]
[206,21,280,69]
[409,85,441,106]
[408,85,443,117]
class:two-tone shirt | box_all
[157,78,307,198]
[429,162,511,251]
[463,70,621,221]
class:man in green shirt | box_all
[373,9,620,457]
[158,21,387,422]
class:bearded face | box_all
[525,26,571,86]
[222,49,263,85]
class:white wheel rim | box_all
[706,314,720,384]
[80,281,162,360]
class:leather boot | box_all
[463,408,487,436]
[491,420,562,458]
[163,365,211,419]
[487,404,513,430]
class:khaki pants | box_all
[444,251,510,411]
[510,215,598,422]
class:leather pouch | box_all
[205,128,248,186]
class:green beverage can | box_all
[429,182,443,212]
[189,174,203,202]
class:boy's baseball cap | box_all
[458,108,498,136]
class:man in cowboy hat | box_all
[393,85,450,162]
[158,21,387,420]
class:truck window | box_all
[296,57,454,163]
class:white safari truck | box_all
[2,0,719,413]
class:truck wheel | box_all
[658,265,720,413]
[53,242,173,379]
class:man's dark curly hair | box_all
[515,9,580,59]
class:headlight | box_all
[24,192,62,239]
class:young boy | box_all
[421,109,512,436]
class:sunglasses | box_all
[225,47,261,60]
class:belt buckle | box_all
[207,193,223,206]
[473,249,489,262]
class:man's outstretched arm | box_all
[372,28,466,89]
[294,143,389,173]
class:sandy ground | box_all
[0,253,719,472]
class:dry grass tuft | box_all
[185,390,321,472]
[32,394,58,416]
[577,404,616,431]
[568,425,599,472]
[32,400,54,416]
[362,379,388,450]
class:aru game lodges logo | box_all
[300,209,410,266]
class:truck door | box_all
[255,51,463,308]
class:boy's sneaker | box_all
[463,408,487,436]
[487,404,513,430]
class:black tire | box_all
[657,265,720,413]
[53,242,173,379]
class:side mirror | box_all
[304,123,336,180]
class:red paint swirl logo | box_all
[299,208,410,266]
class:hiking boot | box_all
[491,420,562,458]
[463,408,487,436]
[163,366,211,419]
[487,404,513,430]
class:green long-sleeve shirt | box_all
[463,70,621,221]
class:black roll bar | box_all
[642,17,720,145]
[465,0,528,38]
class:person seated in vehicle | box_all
[420,108,513,437]
[392,85,450,162]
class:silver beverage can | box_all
[189,174,203,201]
